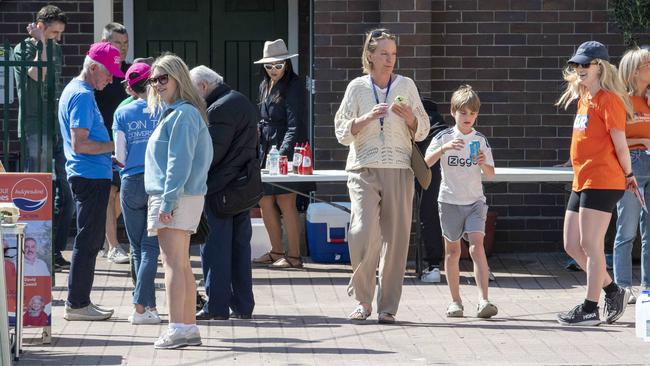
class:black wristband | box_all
[625,172,634,178]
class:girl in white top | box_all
[335,28,429,324]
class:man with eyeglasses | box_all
[58,42,124,321]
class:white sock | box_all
[169,323,184,331]
[184,323,198,331]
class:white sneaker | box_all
[129,309,161,324]
[64,304,112,321]
[476,299,498,318]
[146,307,159,317]
[627,287,637,305]
[90,302,114,315]
[185,326,202,346]
[107,246,129,264]
[420,266,441,283]
[446,302,464,317]
[154,328,187,349]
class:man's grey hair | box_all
[82,55,108,74]
[101,22,127,41]
[190,65,223,89]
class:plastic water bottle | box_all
[637,290,650,338]
[268,145,280,175]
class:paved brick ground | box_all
[14,251,650,365]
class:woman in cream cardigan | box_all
[334,28,429,324]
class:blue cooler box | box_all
[306,202,351,263]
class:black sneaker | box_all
[54,256,71,270]
[557,304,601,326]
[604,287,631,324]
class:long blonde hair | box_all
[618,47,650,96]
[555,59,633,121]
[361,28,396,75]
[147,54,208,124]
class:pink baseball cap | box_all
[124,62,151,87]
[87,42,124,78]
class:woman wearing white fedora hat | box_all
[253,39,309,269]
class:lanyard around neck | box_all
[370,75,393,131]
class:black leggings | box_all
[566,189,624,213]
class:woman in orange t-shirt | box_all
[612,47,650,301]
[555,41,635,326]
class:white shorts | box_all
[147,195,204,236]
[438,200,488,242]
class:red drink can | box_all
[279,155,288,175]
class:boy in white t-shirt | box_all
[424,85,497,318]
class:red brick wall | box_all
[312,0,650,250]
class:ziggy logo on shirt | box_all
[448,155,476,167]
[573,114,588,130]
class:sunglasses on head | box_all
[370,29,395,39]
[147,74,169,86]
[264,63,285,71]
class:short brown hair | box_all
[36,5,67,25]
[361,28,396,74]
[450,84,481,113]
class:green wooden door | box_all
[134,0,288,101]
[133,0,211,68]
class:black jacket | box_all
[205,83,259,196]
[417,99,449,152]
[258,75,305,166]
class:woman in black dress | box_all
[253,39,307,269]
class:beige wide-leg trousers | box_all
[346,167,414,315]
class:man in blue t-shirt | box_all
[58,42,124,321]
[112,62,162,324]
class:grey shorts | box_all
[438,200,488,242]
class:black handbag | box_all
[212,158,263,215]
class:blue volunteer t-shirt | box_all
[58,78,112,179]
[112,99,159,177]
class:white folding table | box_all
[262,167,574,273]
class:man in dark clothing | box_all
[94,22,131,265]
[12,5,73,270]
[190,65,259,320]
[418,99,448,282]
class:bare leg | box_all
[579,208,612,302]
[564,210,612,288]
[467,232,489,301]
[276,193,301,258]
[259,195,284,254]
[158,227,192,324]
[105,186,121,249]
[444,239,462,303]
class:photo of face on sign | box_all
[22,220,53,277]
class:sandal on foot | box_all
[270,256,303,269]
[378,312,396,324]
[348,304,371,321]
[253,251,284,264]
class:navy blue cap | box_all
[568,41,609,64]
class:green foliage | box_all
[611,0,650,46]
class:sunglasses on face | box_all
[147,74,169,86]
[568,62,598,70]
[264,63,285,71]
